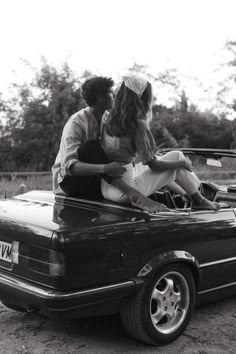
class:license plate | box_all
[0,241,12,263]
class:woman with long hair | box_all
[101,75,220,210]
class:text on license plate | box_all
[0,241,12,262]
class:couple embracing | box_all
[52,75,220,212]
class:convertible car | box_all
[0,148,236,345]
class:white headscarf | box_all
[123,75,148,98]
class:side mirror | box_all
[206,158,222,168]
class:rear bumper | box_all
[0,271,139,318]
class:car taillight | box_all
[49,249,65,277]
[11,241,19,264]
[11,242,65,278]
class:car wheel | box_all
[120,264,196,345]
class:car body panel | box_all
[1,190,236,293]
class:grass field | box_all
[0,174,52,198]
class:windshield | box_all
[189,155,236,186]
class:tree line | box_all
[1,42,236,172]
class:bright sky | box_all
[1,0,236,113]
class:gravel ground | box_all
[0,297,236,354]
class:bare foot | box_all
[191,198,221,211]
[130,193,169,213]
[142,199,169,213]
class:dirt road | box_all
[0,297,235,354]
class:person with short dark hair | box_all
[52,76,125,197]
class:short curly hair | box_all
[81,76,114,106]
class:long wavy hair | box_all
[106,81,152,139]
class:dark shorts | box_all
[60,140,108,198]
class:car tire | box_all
[120,263,196,345]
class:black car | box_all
[0,148,236,345]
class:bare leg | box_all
[159,151,220,211]
[190,192,220,210]
[165,182,191,206]
[166,181,186,196]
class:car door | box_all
[184,207,236,293]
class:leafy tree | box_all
[150,105,178,148]
[0,59,85,171]
[161,110,233,148]
[176,90,189,113]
